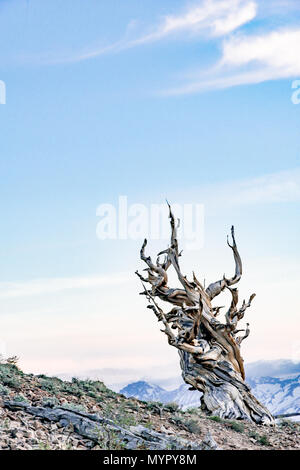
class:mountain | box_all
[121,381,201,410]
[248,374,300,416]
[168,384,201,409]
[120,360,300,416]
[120,381,168,402]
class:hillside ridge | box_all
[0,362,299,450]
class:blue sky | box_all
[0,0,300,388]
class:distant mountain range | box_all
[120,381,201,410]
[248,374,300,416]
[120,360,300,416]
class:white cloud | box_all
[50,0,256,64]
[75,4,300,93]
[0,273,131,299]
[147,0,257,39]
[212,0,257,36]
[164,28,300,95]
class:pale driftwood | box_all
[4,400,213,450]
[136,204,274,425]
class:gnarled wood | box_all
[136,205,274,425]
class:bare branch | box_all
[236,323,250,345]
[236,293,256,320]
[205,226,243,300]
[226,226,242,286]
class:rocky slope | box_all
[0,362,299,450]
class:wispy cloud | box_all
[138,0,257,41]
[53,0,300,95]
[16,0,300,96]
[0,273,131,299]
[163,27,300,95]
[216,167,300,206]
[48,0,256,64]
[173,168,300,211]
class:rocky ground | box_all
[0,361,299,450]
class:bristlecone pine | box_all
[136,205,274,424]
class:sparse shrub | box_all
[61,382,83,397]
[258,434,270,446]
[39,377,59,393]
[102,402,115,420]
[186,407,200,415]
[126,401,139,411]
[0,364,22,390]
[1,418,10,430]
[42,396,60,407]
[62,402,87,413]
[3,376,21,390]
[0,384,9,395]
[228,420,244,433]
[249,430,260,440]
[13,393,28,403]
[62,378,109,398]
[96,424,127,450]
[139,400,147,405]
[114,403,137,427]
[146,402,163,414]
[163,402,179,413]
[170,414,185,427]
[143,421,154,429]
[183,418,201,433]
[79,379,107,393]
[117,412,137,427]
[105,390,117,399]
[208,415,223,423]
[279,418,298,431]
[38,442,52,450]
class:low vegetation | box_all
[0,358,299,450]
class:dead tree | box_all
[136,205,274,424]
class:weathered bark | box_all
[136,204,274,425]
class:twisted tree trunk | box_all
[136,205,274,425]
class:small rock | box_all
[160,425,174,435]
[201,431,220,450]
